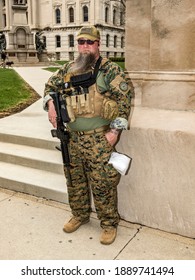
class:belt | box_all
[74,125,109,136]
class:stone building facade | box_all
[118,0,195,238]
[0,0,126,62]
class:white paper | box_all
[108,152,132,175]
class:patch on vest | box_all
[119,81,128,92]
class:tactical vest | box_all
[63,58,118,122]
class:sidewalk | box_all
[0,187,195,260]
[0,66,195,260]
[0,67,53,140]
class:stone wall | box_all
[126,0,195,72]
[119,0,195,238]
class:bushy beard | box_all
[70,52,96,74]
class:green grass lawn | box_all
[0,59,125,116]
[0,68,40,115]
[43,67,60,72]
[56,60,69,66]
[116,61,125,70]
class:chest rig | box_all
[62,57,103,122]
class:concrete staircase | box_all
[0,132,68,204]
[0,67,68,204]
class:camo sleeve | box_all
[102,61,134,130]
[43,63,70,111]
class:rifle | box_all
[49,92,72,187]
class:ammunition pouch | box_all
[62,56,119,122]
[65,96,76,122]
[64,87,118,122]
[101,98,119,120]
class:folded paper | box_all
[108,152,132,175]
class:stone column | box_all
[28,0,33,26]
[31,0,38,28]
[125,0,151,71]
[150,0,195,71]
[118,0,195,238]
[6,0,11,28]
[90,0,95,24]
[126,0,195,72]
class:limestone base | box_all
[117,107,195,238]
[38,52,49,63]
[7,49,39,64]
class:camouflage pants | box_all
[63,131,121,228]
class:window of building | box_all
[120,11,123,26]
[26,11,28,24]
[56,52,60,60]
[113,9,116,25]
[3,14,6,27]
[69,35,74,47]
[83,5,88,22]
[114,35,117,48]
[55,8,61,24]
[56,35,61,48]
[13,0,26,4]
[3,0,5,6]
[105,7,108,23]
[69,52,74,61]
[106,34,110,47]
[69,7,74,23]
[121,36,124,48]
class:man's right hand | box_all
[48,99,57,128]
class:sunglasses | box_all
[77,39,98,45]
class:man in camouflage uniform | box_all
[43,26,134,245]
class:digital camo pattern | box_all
[64,131,121,228]
[44,63,70,97]
[44,59,134,123]
[101,60,134,121]
[110,117,129,130]
[44,58,134,227]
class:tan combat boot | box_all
[63,216,89,233]
[100,227,117,245]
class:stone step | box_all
[0,132,57,149]
[0,132,68,203]
[0,141,64,174]
[0,161,67,203]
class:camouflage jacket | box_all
[43,58,134,129]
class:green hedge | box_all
[109,57,125,62]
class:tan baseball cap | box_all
[77,26,100,41]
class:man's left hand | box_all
[105,129,120,146]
